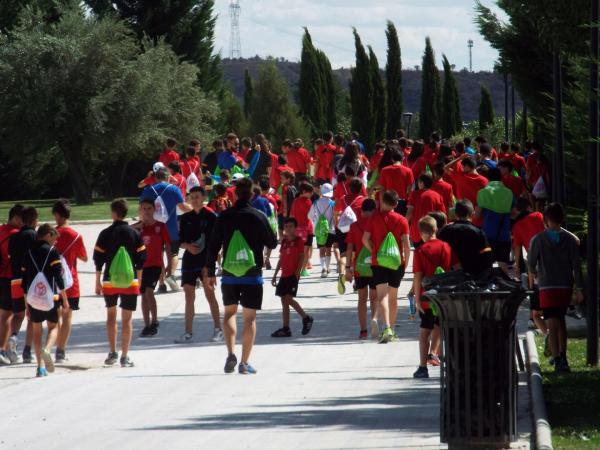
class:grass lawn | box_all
[0,198,138,223]
[536,329,600,450]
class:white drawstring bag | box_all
[26,250,55,311]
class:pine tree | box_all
[350,28,375,153]
[441,55,462,138]
[419,37,440,139]
[479,83,495,131]
[385,21,402,139]
[369,46,386,141]
[298,28,325,135]
[315,49,337,132]
[243,68,253,118]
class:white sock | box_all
[320,257,326,269]
[325,256,331,270]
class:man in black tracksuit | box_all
[205,177,277,375]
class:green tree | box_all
[478,83,495,131]
[0,9,218,203]
[249,61,309,149]
[385,21,402,139]
[218,86,245,136]
[0,0,78,31]
[419,37,441,139]
[298,28,325,135]
[369,46,386,141]
[243,68,253,119]
[441,54,462,138]
[315,49,337,132]
[87,0,222,92]
[350,28,375,152]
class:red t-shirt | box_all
[508,153,526,174]
[290,196,314,234]
[363,210,409,267]
[408,189,446,243]
[315,144,336,180]
[208,196,232,214]
[180,158,200,179]
[346,217,369,276]
[226,186,237,204]
[159,149,180,167]
[0,224,19,278]
[379,164,414,200]
[279,237,305,277]
[55,226,87,298]
[269,153,280,187]
[335,193,365,216]
[450,170,489,206]
[286,148,311,174]
[431,179,454,211]
[413,239,453,307]
[264,194,278,213]
[512,212,545,251]
[171,173,186,197]
[274,164,294,188]
[410,156,428,180]
[140,222,170,269]
[502,174,525,198]
[526,152,548,187]
[370,150,384,171]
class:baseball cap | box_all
[320,183,333,198]
[153,162,166,173]
[232,173,245,181]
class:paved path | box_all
[0,224,531,449]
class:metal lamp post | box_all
[403,112,413,139]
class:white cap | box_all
[232,173,245,181]
[320,183,333,198]
[153,162,166,173]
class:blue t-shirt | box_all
[251,196,272,217]
[481,209,511,243]
[466,146,476,155]
[217,151,238,171]
[140,182,184,241]
[482,159,498,169]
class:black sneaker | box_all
[149,322,159,336]
[157,284,167,294]
[555,356,571,374]
[22,346,33,364]
[105,351,119,365]
[55,348,66,363]
[413,366,429,379]
[224,353,237,373]
[301,316,314,336]
[120,356,134,368]
[271,327,292,338]
[139,326,152,338]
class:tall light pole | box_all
[468,40,474,72]
[403,112,413,139]
[229,0,241,59]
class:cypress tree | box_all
[315,49,337,132]
[243,68,253,118]
[350,28,374,153]
[441,54,462,138]
[385,21,402,138]
[298,28,325,136]
[368,46,386,141]
[419,37,440,139]
[479,83,495,131]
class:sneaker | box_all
[301,316,314,336]
[0,351,10,365]
[156,284,168,294]
[554,356,571,374]
[265,259,272,270]
[36,367,48,377]
[41,349,54,373]
[224,353,237,373]
[139,326,152,338]
[211,328,224,342]
[104,351,119,365]
[149,322,159,337]
[427,354,441,367]
[566,307,583,320]
[359,330,368,340]
[22,346,33,364]
[413,366,430,379]
[389,330,400,342]
[174,333,194,344]
[543,334,551,357]
[370,319,379,339]
[301,268,310,277]
[337,274,346,295]
[271,327,292,338]
[528,319,536,330]
[120,356,134,368]
[238,362,257,374]
[379,327,394,344]
[7,335,20,364]
[320,269,327,278]
[165,275,180,291]
[55,349,66,364]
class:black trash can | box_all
[423,288,527,449]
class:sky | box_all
[213,0,507,72]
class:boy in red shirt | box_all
[168,161,187,198]
[279,171,297,239]
[133,199,171,338]
[291,182,315,270]
[181,146,202,184]
[362,190,411,343]
[271,218,314,337]
[413,216,453,379]
[407,174,446,247]
[272,155,294,190]
[376,147,414,215]
[498,159,525,199]
[208,183,233,214]
[314,132,336,184]
[445,155,488,225]
[53,200,88,362]
[159,137,180,167]
[431,162,454,212]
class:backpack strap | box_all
[62,233,81,256]
[29,247,52,274]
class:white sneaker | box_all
[211,328,224,342]
[166,275,180,292]
[0,351,10,365]
[174,333,194,344]
[370,319,379,339]
[7,336,20,364]
[216,267,223,277]
[320,269,327,278]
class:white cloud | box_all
[214,0,506,71]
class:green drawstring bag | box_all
[109,246,134,288]
[425,164,432,176]
[377,232,401,270]
[315,214,329,246]
[367,168,379,189]
[268,214,278,235]
[355,246,373,277]
[223,230,256,277]
[430,266,445,317]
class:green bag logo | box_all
[268,214,278,235]
[355,246,373,277]
[109,246,134,288]
[223,230,256,277]
[377,231,401,270]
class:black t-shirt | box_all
[438,220,493,277]
[9,226,37,279]
[203,150,222,174]
[246,149,272,181]
[179,207,217,272]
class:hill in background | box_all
[221,57,521,123]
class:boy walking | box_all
[270,218,314,337]
[309,183,336,278]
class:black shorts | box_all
[170,240,181,255]
[529,287,541,311]
[221,283,263,310]
[68,298,80,310]
[489,240,511,263]
[336,228,348,254]
[104,294,137,311]
[317,233,336,249]
[419,308,439,330]
[372,265,405,289]
[29,301,61,324]
[394,199,408,216]
[141,267,162,291]
[181,269,202,287]
[355,276,376,290]
[543,306,568,319]
[275,276,299,297]
[304,234,314,247]
[0,279,25,313]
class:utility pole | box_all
[468,40,473,72]
[229,0,241,59]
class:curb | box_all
[524,331,554,450]
[70,218,140,225]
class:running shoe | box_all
[166,275,180,291]
[389,330,400,342]
[7,335,20,364]
[301,316,314,335]
[120,356,134,368]
[359,330,368,340]
[413,366,430,379]
[149,322,159,337]
[566,307,583,320]
[139,326,152,338]
[271,327,292,338]
[370,319,379,339]
[427,354,441,367]
[174,333,194,344]
[543,333,551,357]
[238,362,257,374]
[0,351,10,365]
[22,346,33,364]
[528,319,536,330]
[224,353,237,373]
[211,328,224,342]
[554,356,571,374]
[104,351,119,365]
[40,349,54,373]
[156,284,168,294]
[36,367,48,378]
[301,268,310,277]
[55,349,66,364]
[337,274,346,295]
[378,327,394,344]
[265,259,272,270]
[320,269,327,278]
